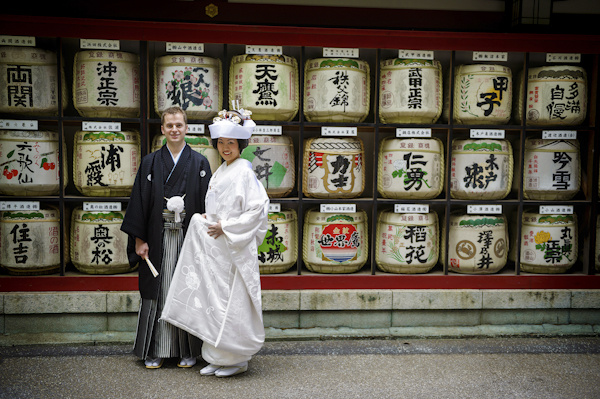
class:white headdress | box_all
[208,101,255,139]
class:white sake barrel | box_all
[375,210,438,274]
[258,208,297,274]
[379,59,442,124]
[518,65,587,126]
[523,138,580,200]
[0,207,62,275]
[73,50,139,118]
[378,137,444,199]
[442,213,508,274]
[229,54,298,121]
[303,209,368,273]
[74,130,140,196]
[453,64,512,125]
[0,46,67,116]
[303,137,365,199]
[70,207,135,274]
[517,211,577,273]
[155,55,221,120]
[0,130,68,196]
[151,134,221,174]
[304,58,370,122]
[450,139,513,200]
[241,135,295,198]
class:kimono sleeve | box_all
[219,169,269,249]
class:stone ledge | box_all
[107,292,140,313]
[4,292,107,314]
[393,290,482,310]
[571,290,600,309]
[0,295,3,315]
[482,290,572,309]
[261,290,300,311]
[300,290,392,311]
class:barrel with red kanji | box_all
[0,207,64,275]
[302,209,368,273]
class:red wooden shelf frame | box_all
[0,15,599,291]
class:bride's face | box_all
[217,138,240,165]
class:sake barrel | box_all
[303,209,368,273]
[520,65,587,126]
[0,46,67,116]
[378,137,444,199]
[303,137,365,199]
[450,139,513,200]
[74,130,140,196]
[523,138,580,200]
[258,208,297,274]
[0,207,62,275]
[379,59,443,124]
[241,135,295,198]
[442,212,508,274]
[73,50,140,118]
[375,210,438,274]
[151,134,221,174]
[518,211,577,273]
[155,55,221,120]
[229,54,298,121]
[453,64,512,125]
[0,130,68,196]
[70,207,135,274]
[304,58,370,123]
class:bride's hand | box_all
[207,220,223,239]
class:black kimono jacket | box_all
[121,144,212,299]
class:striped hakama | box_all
[133,211,202,360]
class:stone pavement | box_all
[1,337,599,399]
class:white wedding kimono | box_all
[161,158,269,365]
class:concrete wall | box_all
[1,289,599,346]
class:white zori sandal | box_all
[215,361,248,377]
[200,364,221,376]
[178,357,197,368]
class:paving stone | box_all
[571,290,600,309]
[5,314,107,334]
[107,292,140,313]
[482,309,569,325]
[392,309,481,327]
[107,314,137,332]
[300,310,391,329]
[263,311,300,329]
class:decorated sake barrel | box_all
[155,55,221,120]
[0,207,62,275]
[442,212,508,274]
[304,58,370,123]
[74,130,140,196]
[379,59,443,124]
[0,130,68,196]
[516,211,577,273]
[375,210,438,274]
[519,65,587,126]
[73,50,140,118]
[0,46,67,116]
[70,207,135,274]
[241,135,295,198]
[450,139,513,200]
[258,208,297,274]
[523,138,580,200]
[378,137,444,199]
[303,137,365,199]
[151,134,221,174]
[453,64,512,125]
[303,209,368,273]
[229,54,298,121]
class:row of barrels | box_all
[1,46,589,126]
[0,206,593,276]
[0,131,583,201]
